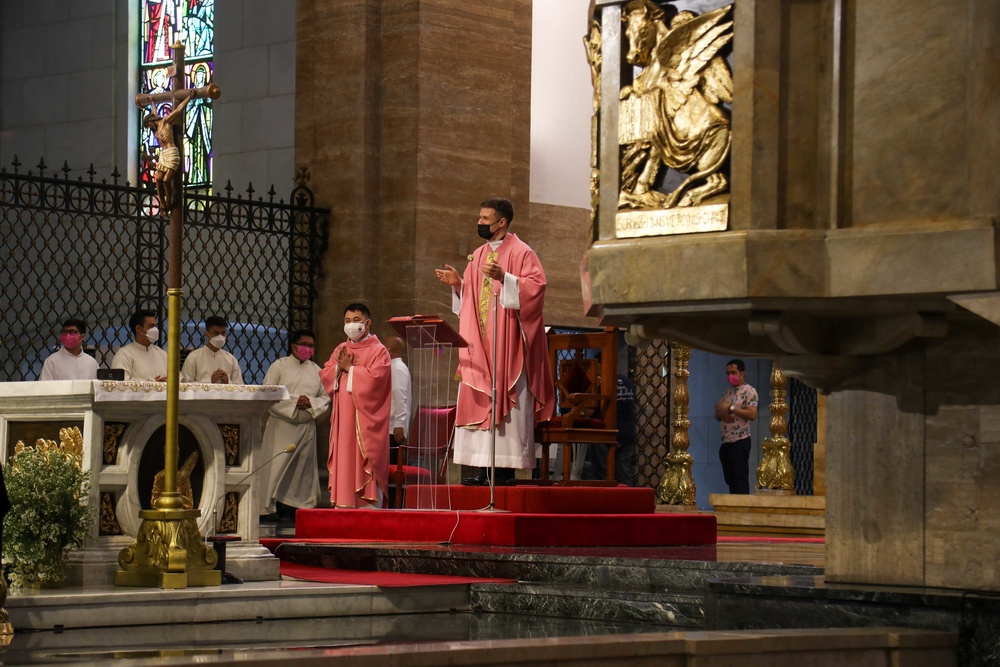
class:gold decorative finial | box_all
[756,363,795,491]
[657,342,697,505]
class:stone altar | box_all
[0,380,288,585]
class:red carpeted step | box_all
[403,484,656,514]
[295,509,716,547]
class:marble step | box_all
[275,543,821,596]
[471,582,704,628]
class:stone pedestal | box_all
[827,324,1000,591]
[0,380,288,585]
[710,494,825,537]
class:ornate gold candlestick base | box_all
[115,509,221,589]
[756,363,795,492]
[657,450,696,505]
[657,343,697,506]
[756,436,795,491]
[0,578,12,643]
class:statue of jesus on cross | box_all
[142,96,191,217]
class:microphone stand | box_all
[211,443,297,536]
[209,444,296,582]
[467,254,509,514]
[487,286,500,511]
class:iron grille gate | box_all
[632,340,671,489]
[0,158,329,383]
[787,377,817,495]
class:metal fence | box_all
[787,377,818,495]
[0,157,329,384]
[632,340,671,489]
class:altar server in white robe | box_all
[39,317,99,381]
[259,330,331,514]
[111,310,168,381]
[181,315,244,384]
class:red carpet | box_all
[295,509,715,547]
[404,484,655,514]
[279,561,515,587]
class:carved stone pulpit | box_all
[0,380,288,584]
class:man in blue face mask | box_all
[715,359,758,494]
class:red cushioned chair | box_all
[535,327,618,485]
[389,405,457,508]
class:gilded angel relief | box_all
[618,1,733,210]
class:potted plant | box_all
[2,427,94,591]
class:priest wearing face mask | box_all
[111,309,168,381]
[181,315,244,384]
[434,197,555,486]
[39,317,99,381]
[259,329,332,516]
[319,303,392,508]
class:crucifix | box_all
[116,41,222,589]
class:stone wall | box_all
[296,0,561,357]
[0,0,296,193]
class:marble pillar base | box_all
[65,540,279,587]
[705,574,999,666]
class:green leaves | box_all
[2,431,94,591]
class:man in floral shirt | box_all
[715,359,758,493]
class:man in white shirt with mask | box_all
[39,317,99,381]
[181,315,244,384]
[111,310,168,381]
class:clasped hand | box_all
[337,348,355,374]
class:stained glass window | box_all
[139,0,215,189]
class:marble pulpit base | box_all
[705,575,997,666]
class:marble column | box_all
[827,322,1000,591]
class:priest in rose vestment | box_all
[319,303,392,508]
[434,197,555,485]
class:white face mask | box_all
[145,326,160,343]
[344,322,366,341]
[209,334,226,349]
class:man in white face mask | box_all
[111,309,168,381]
[181,315,244,384]
[319,303,392,508]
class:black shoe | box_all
[494,468,516,486]
[462,473,488,486]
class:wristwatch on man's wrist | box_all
[728,404,735,414]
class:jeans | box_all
[719,436,752,494]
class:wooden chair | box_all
[535,327,618,485]
[389,405,457,508]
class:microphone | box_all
[468,254,496,283]
[210,444,296,537]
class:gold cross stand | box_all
[116,41,222,589]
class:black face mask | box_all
[477,223,496,240]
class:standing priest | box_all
[434,197,554,486]
[319,304,392,508]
